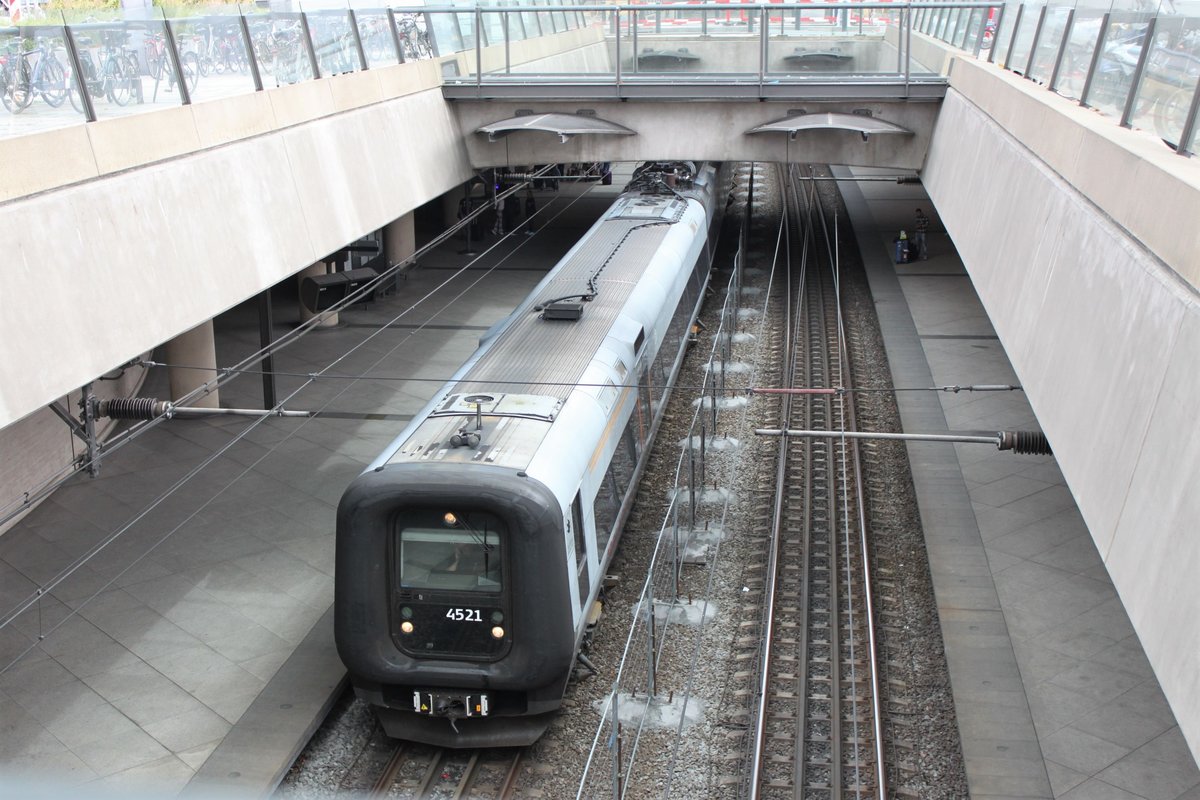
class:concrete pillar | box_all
[442,184,465,228]
[298,261,338,327]
[385,212,416,270]
[165,320,219,408]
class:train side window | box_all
[572,493,586,569]
[573,493,590,606]
[611,429,636,497]
[593,469,619,559]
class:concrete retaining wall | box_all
[0,74,474,430]
[923,57,1200,763]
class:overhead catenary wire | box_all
[0,175,610,648]
[131,360,1026,398]
[0,165,585,529]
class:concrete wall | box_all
[922,55,1200,763]
[453,98,937,169]
[0,67,474,432]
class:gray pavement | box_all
[840,167,1200,800]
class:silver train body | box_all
[335,162,728,747]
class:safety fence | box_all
[914,0,1199,155]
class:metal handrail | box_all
[2,2,1195,155]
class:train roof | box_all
[455,194,689,400]
[383,188,702,471]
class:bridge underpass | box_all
[1,2,1199,791]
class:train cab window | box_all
[396,511,504,593]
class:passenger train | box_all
[334,161,730,747]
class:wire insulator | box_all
[100,397,169,421]
[997,431,1053,455]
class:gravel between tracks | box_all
[278,164,967,799]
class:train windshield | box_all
[396,512,503,593]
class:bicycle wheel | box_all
[68,79,84,113]
[39,55,68,107]
[1154,89,1190,146]
[2,59,34,112]
[145,46,163,80]
[105,55,134,106]
[252,38,274,77]
[181,51,200,95]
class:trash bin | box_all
[894,231,910,264]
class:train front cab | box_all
[335,464,574,747]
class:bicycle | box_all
[0,39,68,113]
[206,22,249,75]
[252,23,310,86]
[396,13,432,60]
[66,31,139,113]
[143,30,199,99]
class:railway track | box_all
[746,164,886,800]
[339,727,523,800]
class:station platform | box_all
[839,167,1200,800]
[0,167,1196,800]
[0,178,626,797]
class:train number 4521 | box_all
[445,608,482,622]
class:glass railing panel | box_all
[480,1,506,48]
[243,11,314,88]
[506,10,528,43]
[1084,13,1152,118]
[1004,1,1045,72]
[928,7,945,39]
[554,10,570,33]
[763,4,895,79]
[66,14,168,119]
[536,7,555,38]
[1052,7,1105,99]
[960,8,988,52]
[305,10,361,78]
[479,10,506,75]
[1,21,85,136]
[957,7,984,49]
[948,8,967,47]
[356,10,399,68]
[937,6,954,40]
[423,9,462,57]
[521,9,542,37]
[456,9,478,50]
[1129,13,1200,149]
[166,10,257,99]
[1027,6,1071,83]
[992,0,1021,62]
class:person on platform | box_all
[914,208,930,260]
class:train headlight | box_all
[491,611,504,624]
[401,621,414,634]
[491,626,505,639]
[443,512,458,527]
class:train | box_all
[334,161,730,748]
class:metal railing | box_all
[3,1,1195,152]
[914,0,1199,155]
